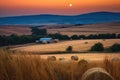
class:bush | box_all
[71,35,79,40]
[109,43,120,52]
[66,46,73,52]
[90,43,104,51]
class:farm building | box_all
[39,38,53,43]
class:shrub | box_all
[90,43,104,51]
[66,46,73,52]
[109,43,120,52]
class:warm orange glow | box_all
[0,0,120,17]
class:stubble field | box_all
[11,39,120,61]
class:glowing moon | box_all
[69,4,72,7]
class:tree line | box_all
[48,33,120,40]
[0,27,120,46]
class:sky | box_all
[0,0,120,17]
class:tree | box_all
[79,35,86,39]
[31,27,47,36]
[117,34,120,38]
[66,46,73,52]
[87,34,98,39]
[61,35,70,40]
[71,35,79,40]
[90,43,104,51]
[109,43,120,52]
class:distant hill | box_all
[0,12,120,25]
[0,22,120,36]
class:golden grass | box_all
[0,22,120,36]
[40,53,120,61]
[0,49,120,80]
[12,39,120,52]
[0,26,31,36]
[48,23,120,36]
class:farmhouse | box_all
[39,38,53,43]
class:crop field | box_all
[11,39,120,61]
[12,39,120,52]
[40,53,120,61]
[0,22,120,36]
[0,25,31,36]
[48,22,120,36]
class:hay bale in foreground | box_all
[71,55,79,61]
[81,67,113,80]
[47,56,56,61]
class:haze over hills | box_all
[0,12,120,25]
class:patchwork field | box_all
[0,22,120,36]
[48,22,120,36]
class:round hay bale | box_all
[59,57,65,61]
[81,67,113,80]
[47,56,56,61]
[112,57,120,62]
[71,55,79,61]
[78,59,88,66]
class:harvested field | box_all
[40,53,120,61]
[0,22,120,36]
[0,49,120,80]
[11,39,120,61]
[12,39,120,52]
[48,22,120,36]
[0,25,31,36]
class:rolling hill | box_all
[0,22,120,36]
[0,12,120,25]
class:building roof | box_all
[39,38,52,41]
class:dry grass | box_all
[0,22,120,36]
[40,53,120,61]
[0,26,31,36]
[12,39,120,52]
[0,49,120,80]
[48,22,120,36]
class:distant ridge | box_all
[0,12,120,25]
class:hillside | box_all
[0,22,120,36]
[0,25,31,36]
[0,12,120,25]
[48,22,120,36]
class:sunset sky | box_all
[0,0,120,17]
